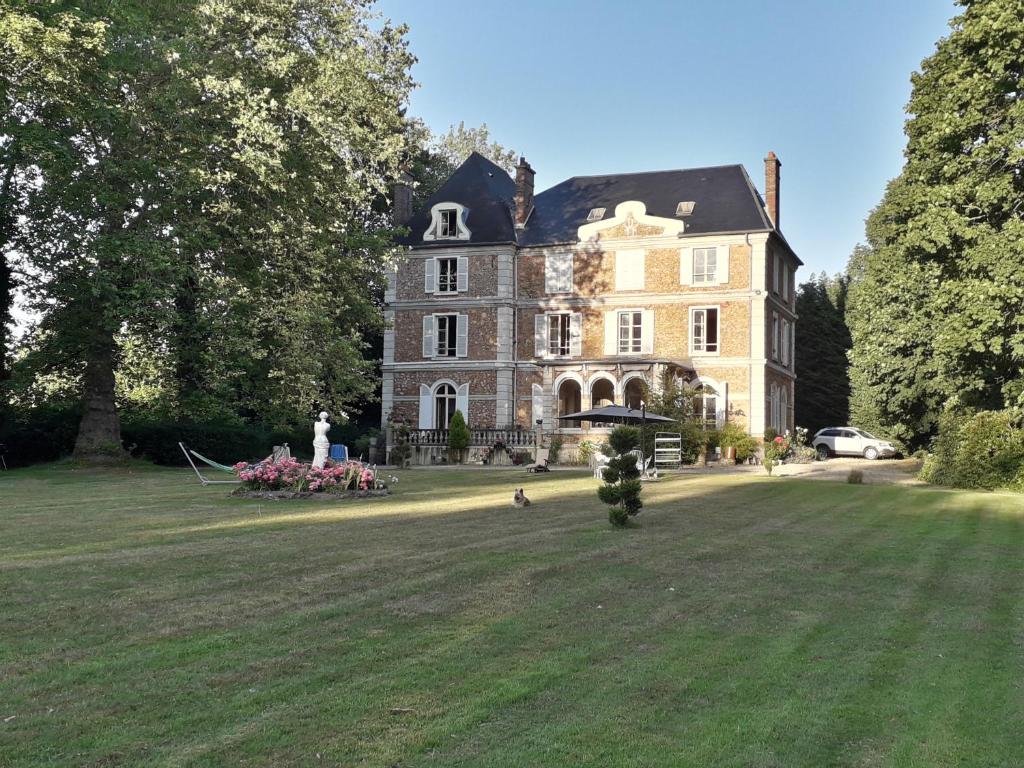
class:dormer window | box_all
[439,209,458,238]
[676,201,695,216]
[586,207,606,222]
[423,202,471,241]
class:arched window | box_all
[591,378,614,408]
[434,383,457,428]
[623,377,645,410]
[556,379,582,418]
[695,384,718,429]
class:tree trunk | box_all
[0,250,11,384]
[73,335,125,462]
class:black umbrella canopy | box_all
[557,404,676,424]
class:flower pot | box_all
[723,446,737,463]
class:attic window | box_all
[586,207,606,222]
[439,209,458,238]
[676,201,696,217]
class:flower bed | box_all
[231,457,389,498]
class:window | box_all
[545,252,573,293]
[695,384,719,429]
[434,383,457,428]
[693,247,718,284]
[586,207,606,222]
[618,310,643,353]
[436,314,458,357]
[615,249,645,291]
[437,257,457,293]
[691,307,719,353]
[547,313,571,356]
[821,429,841,437]
[675,201,695,216]
[439,209,458,238]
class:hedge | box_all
[1,406,376,468]
[919,407,1024,490]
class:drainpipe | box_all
[512,246,519,433]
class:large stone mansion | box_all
[383,151,800,460]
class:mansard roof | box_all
[401,155,788,254]
[396,151,517,246]
[519,164,772,247]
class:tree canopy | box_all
[1,0,415,458]
[794,270,852,434]
[847,0,1024,448]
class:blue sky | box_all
[377,0,957,276]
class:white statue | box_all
[312,411,331,468]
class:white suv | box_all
[812,427,896,460]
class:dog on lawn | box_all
[512,488,531,508]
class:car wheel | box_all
[863,446,879,460]
[816,444,830,460]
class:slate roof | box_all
[396,152,517,246]
[401,155,795,259]
[520,165,772,246]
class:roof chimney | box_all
[392,170,414,227]
[764,151,780,229]
[514,156,535,228]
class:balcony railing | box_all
[403,428,537,448]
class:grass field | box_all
[2,465,1023,767]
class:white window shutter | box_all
[544,255,556,293]
[640,309,654,354]
[774,254,781,293]
[569,312,582,357]
[424,258,435,293]
[418,384,432,429]
[717,245,730,285]
[531,383,544,426]
[604,311,617,355]
[534,313,547,358]
[457,256,469,292]
[615,249,644,291]
[718,382,729,428]
[680,247,693,285]
[562,253,573,292]
[456,314,469,357]
[422,315,434,358]
[456,383,469,423]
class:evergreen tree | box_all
[847,0,1024,448]
[794,270,852,434]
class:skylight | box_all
[676,201,696,216]
[586,207,606,222]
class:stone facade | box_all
[382,160,800,458]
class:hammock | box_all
[179,442,241,486]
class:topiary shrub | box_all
[598,430,643,527]
[447,409,470,463]
[608,425,639,455]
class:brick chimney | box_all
[764,151,781,229]
[514,156,535,228]
[392,171,414,227]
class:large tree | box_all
[2,1,414,457]
[847,0,1024,448]
[408,120,517,203]
[794,270,852,434]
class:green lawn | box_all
[2,465,1023,767]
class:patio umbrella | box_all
[558,404,675,475]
